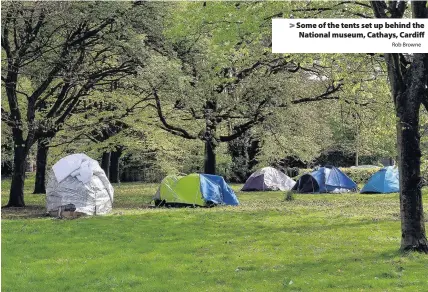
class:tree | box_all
[148,2,345,174]
[88,120,129,179]
[370,1,428,252]
[109,146,124,183]
[33,137,49,193]
[227,131,260,182]
[151,64,342,174]
[326,76,396,166]
[1,2,151,206]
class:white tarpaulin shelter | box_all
[241,167,296,191]
[46,153,114,216]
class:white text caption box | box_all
[272,19,428,53]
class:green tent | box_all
[154,173,239,206]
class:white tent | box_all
[46,153,114,216]
[241,167,296,191]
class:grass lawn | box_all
[2,176,428,291]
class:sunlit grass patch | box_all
[2,178,428,291]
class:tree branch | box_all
[1,9,13,59]
[152,87,197,139]
[44,83,71,119]
[1,108,15,127]
[215,57,296,93]
[291,83,342,104]
[219,114,267,142]
[16,7,46,59]
[219,97,271,142]
[49,132,86,148]
[67,18,115,48]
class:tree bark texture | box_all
[204,139,216,175]
[101,152,111,179]
[109,148,122,183]
[7,145,27,207]
[391,54,428,252]
[33,139,50,194]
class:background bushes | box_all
[293,167,382,184]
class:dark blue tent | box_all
[360,167,399,193]
[292,166,357,193]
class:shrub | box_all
[284,191,295,201]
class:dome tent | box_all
[154,173,239,207]
[241,167,296,191]
[360,166,399,193]
[292,166,357,193]
[46,153,114,217]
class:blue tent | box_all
[292,166,357,193]
[360,167,399,193]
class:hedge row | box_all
[292,167,381,184]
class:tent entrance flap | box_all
[292,174,320,193]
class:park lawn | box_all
[2,178,428,292]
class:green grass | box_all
[2,177,428,291]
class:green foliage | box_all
[296,167,381,184]
[340,167,383,184]
[255,101,336,166]
[150,1,365,175]
[328,74,396,161]
[1,124,13,165]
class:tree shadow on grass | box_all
[1,205,47,220]
[112,202,155,209]
[208,217,397,237]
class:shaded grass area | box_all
[2,177,428,291]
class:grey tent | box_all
[241,167,296,191]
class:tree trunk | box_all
[370,1,428,252]
[390,53,428,252]
[355,121,359,167]
[109,148,122,183]
[355,151,359,167]
[101,152,111,179]
[203,100,218,175]
[6,145,27,207]
[33,139,50,194]
[204,139,216,174]
[397,105,427,252]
